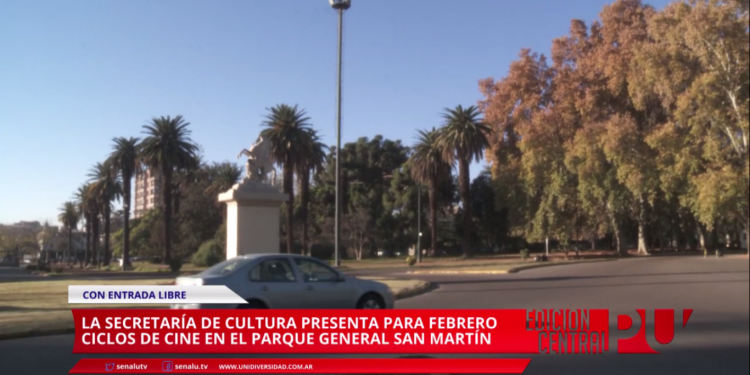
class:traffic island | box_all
[405,259,616,275]
[360,277,433,300]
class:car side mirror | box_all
[336,274,346,282]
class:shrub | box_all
[192,239,224,267]
[52,267,64,274]
[406,256,417,266]
[520,249,530,260]
[168,258,183,273]
[25,264,38,271]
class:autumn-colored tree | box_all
[637,0,749,252]
[479,50,549,238]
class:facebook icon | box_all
[162,361,174,372]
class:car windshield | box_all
[199,257,252,276]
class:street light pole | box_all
[330,0,350,267]
[417,185,422,264]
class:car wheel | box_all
[356,293,385,309]
[239,300,267,309]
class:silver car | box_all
[172,254,394,309]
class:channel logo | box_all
[617,309,693,354]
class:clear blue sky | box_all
[0,0,671,225]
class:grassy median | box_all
[0,279,172,339]
[0,277,430,340]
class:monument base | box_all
[218,179,288,259]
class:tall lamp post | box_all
[330,0,350,267]
[417,185,422,264]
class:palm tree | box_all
[437,105,491,257]
[57,201,80,266]
[74,183,95,267]
[296,129,328,256]
[410,127,453,257]
[138,115,199,264]
[81,184,102,266]
[88,161,121,267]
[107,137,139,270]
[172,154,203,216]
[261,104,313,254]
[205,162,242,197]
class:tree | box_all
[471,169,509,253]
[343,207,374,260]
[138,115,199,264]
[107,137,139,269]
[567,123,632,255]
[57,201,79,266]
[88,161,121,266]
[205,162,242,197]
[637,0,749,253]
[479,49,549,240]
[437,105,491,257]
[74,183,96,266]
[410,128,452,256]
[579,0,663,255]
[261,104,313,254]
[295,129,328,256]
[172,163,229,259]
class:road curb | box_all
[393,280,433,300]
[405,259,617,275]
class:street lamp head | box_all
[329,0,351,10]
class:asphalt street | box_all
[0,256,747,375]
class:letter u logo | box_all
[617,309,692,354]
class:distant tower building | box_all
[133,168,163,219]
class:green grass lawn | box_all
[0,277,430,339]
[0,279,171,338]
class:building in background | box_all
[133,168,162,219]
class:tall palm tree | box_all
[82,184,102,266]
[296,129,328,256]
[261,104,313,254]
[88,161,121,267]
[138,115,199,264]
[57,201,80,266]
[410,127,453,257]
[107,137,139,270]
[74,183,96,267]
[437,105,491,257]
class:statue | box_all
[237,135,277,186]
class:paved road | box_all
[0,257,747,374]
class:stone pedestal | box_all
[218,179,288,259]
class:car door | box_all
[244,258,305,309]
[292,257,358,309]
